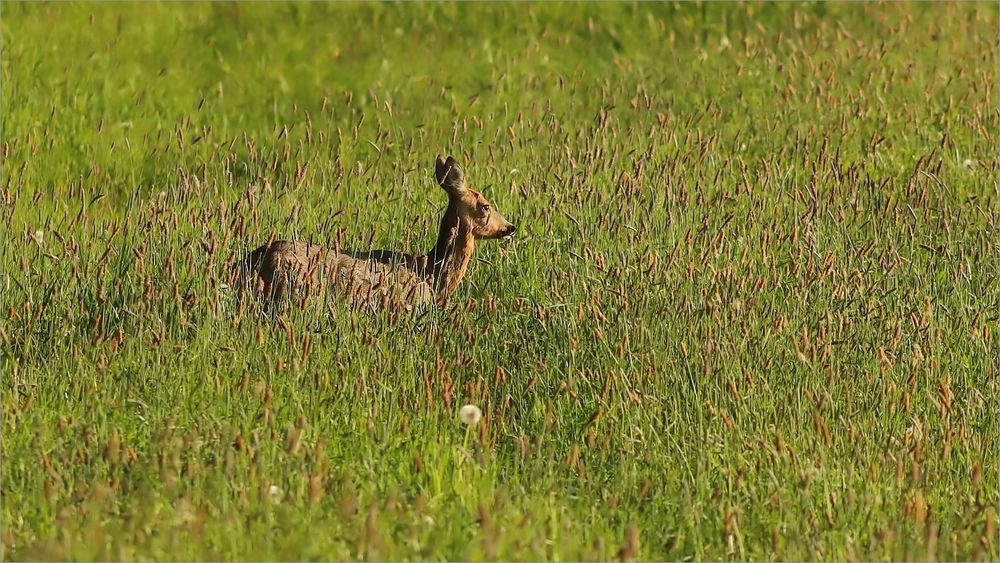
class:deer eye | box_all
[480,203,490,213]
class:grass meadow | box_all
[1,2,997,560]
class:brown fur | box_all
[237,155,515,309]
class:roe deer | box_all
[238,155,516,309]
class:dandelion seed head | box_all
[459,404,482,426]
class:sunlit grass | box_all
[2,2,997,560]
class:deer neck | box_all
[425,208,476,302]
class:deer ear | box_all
[435,155,466,195]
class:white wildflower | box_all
[459,404,482,426]
[268,484,283,504]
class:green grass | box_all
[2,1,997,560]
